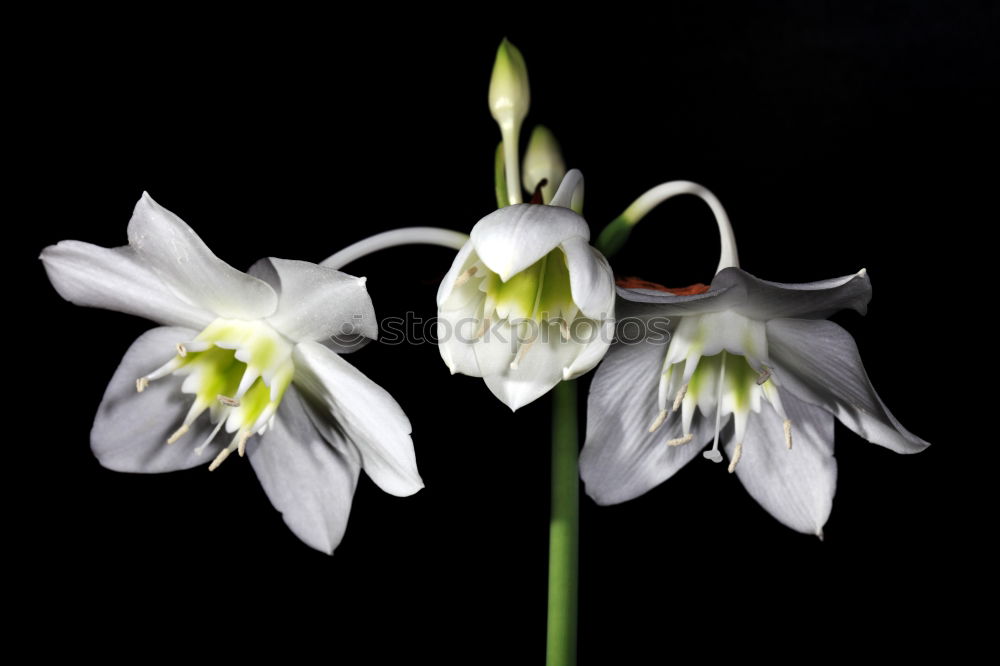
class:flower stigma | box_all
[134,318,295,470]
[652,310,794,472]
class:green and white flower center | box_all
[649,311,792,472]
[447,247,586,368]
[136,318,295,470]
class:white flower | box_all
[436,171,616,410]
[579,179,928,536]
[580,267,930,536]
[41,193,422,554]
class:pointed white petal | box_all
[471,204,589,280]
[580,338,714,505]
[476,320,583,410]
[549,169,583,209]
[41,241,214,329]
[437,306,484,377]
[767,318,930,453]
[617,267,870,321]
[292,341,423,496]
[617,283,741,316]
[725,394,836,535]
[127,193,277,320]
[436,241,477,306]
[562,318,614,380]
[713,267,871,319]
[561,236,615,319]
[91,326,228,473]
[248,386,361,555]
[248,258,377,343]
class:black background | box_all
[20,4,993,661]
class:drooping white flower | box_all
[580,184,929,536]
[436,171,616,410]
[41,193,422,553]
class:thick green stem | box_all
[547,380,578,665]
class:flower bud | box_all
[488,38,530,131]
[522,125,566,204]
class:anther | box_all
[453,266,478,288]
[648,409,668,433]
[176,343,187,358]
[756,367,772,385]
[218,395,241,407]
[136,377,149,393]
[208,447,233,472]
[166,424,189,445]
[473,317,490,341]
[728,442,743,473]
[667,433,693,446]
[237,431,251,457]
[672,384,688,412]
[784,419,793,450]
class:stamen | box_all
[784,419,793,450]
[195,418,227,456]
[136,377,149,393]
[237,431,251,457]
[176,343,187,358]
[510,337,534,370]
[648,409,668,433]
[671,384,688,412]
[473,317,490,341]
[728,441,743,473]
[166,424,189,445]
[208,447,233,472]
[667,433,693,446]
[756,367,772,385]
[453,266,478,288]
[559,319,570,342]
[217,394,241,407]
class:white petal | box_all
[617,283,741,316]
[726,393,836,535]
[479,321,579,410]
[561,236,616,319]
[549,168,583,209]
[41,241,214,329]
[472,319,517,378]
[563,318,614,380]
[616,267,870,322]
[292,341,423,496]
[248,386,361,555]
[767,318,930,453]
[127,193,277,320]
[580,337,714,505]
[91,326,227,473]
[437,306,484,377]
[713,267,872,319]
[471,204,590,281]
[436,241,477,306]
[249,258,377,343]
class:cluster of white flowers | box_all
[41,39,927,555]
